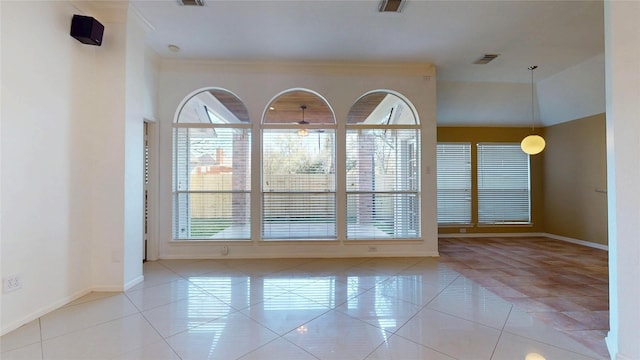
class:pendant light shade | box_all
[521,65,545,155]
[521,134,546,155]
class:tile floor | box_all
[438,236,609,359]
[1,252,605,359]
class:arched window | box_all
[261,89,337,240]
[346,91,421,239]
[173,88,251,240]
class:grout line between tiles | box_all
[135,310,184,360]
[38,295,140,343]
[38,318,44,360]
[489,304,513,359]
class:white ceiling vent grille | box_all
[473,54,500,64]
[379,0,405,12]
[178,0,204,6]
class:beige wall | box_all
[543,113,608,245]
[437,116,608,247]
[437,127,545,234]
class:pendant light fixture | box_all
[521,65,546,155]
[297,105,309,137]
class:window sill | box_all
[438,224,474,228]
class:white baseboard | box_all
[0,288,92,336]
[438,232,547,238]
[605,334,616,360]
[89,285,125,292]
[606,331,640,360]
[124,275,144,291]
[542,233,608,251]
[438,232,608,251]
[160,251,441,260]
[0,280,141,336]
[606,339,637,359]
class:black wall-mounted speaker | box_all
[70,14,104,46]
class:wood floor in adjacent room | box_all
[439,236,609,359]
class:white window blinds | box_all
[262,129,336,240]
[173,127,251,239]
[346,129,420,239]
[477,143,531,224]
[437,143,471,225]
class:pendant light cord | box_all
[529,65,537,132]
[301,105,306,123]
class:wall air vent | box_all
[473,54,500,64]
[178,0,204,6]
[379,0,405,12]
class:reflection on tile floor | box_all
[1,247,607,359]
[439,236,610,359]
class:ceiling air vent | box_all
[473,54,500,64]
[379,0,405,12]
[178,0,204,6]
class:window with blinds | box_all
[173,127,251,239]
[477,143,531,224]
[173,88,424,242]
[262,129,337,240]
[345,91,420,240]
[173,88,251,240]
[261,90,336,240]
[436,143,471,225]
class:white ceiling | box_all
[132,0,605,125]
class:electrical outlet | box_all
[459,228,467,233]
[368,246,377,252]
[221,245,229,256]
[4,275,22,293]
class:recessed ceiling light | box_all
[168,44,180,53]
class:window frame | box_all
[172,88,252,241]
[172,88,425,243]
[260,90,338,241]
[345,90,422,241]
